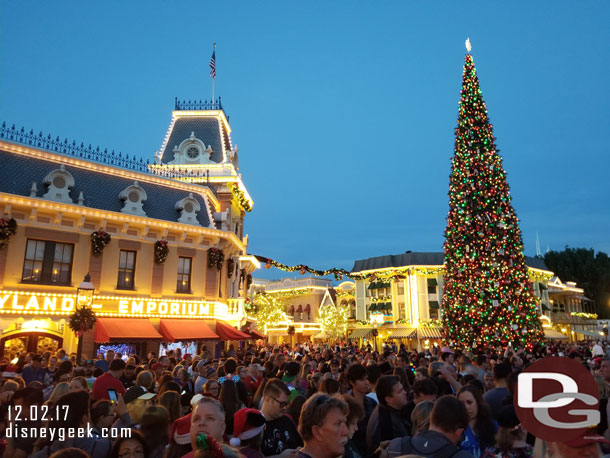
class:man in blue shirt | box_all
[21,355,46,386]
[94,349,114,372]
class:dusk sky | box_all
[1,1,608,281]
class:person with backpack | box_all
[381,395,474,458]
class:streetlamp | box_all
[75,273,95,365]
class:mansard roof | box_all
[159,99,232,164]
[351,251,550,273]
[0,145,215,228]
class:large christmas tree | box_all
[441,48,543,350]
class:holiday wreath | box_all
[90,230,111,256]
[154,240,169,264]
[0,218,17,249]
[208,248,224,270]
[68,306,97,338]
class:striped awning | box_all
[388,327,416,338]
[349,328,374,339]
[544,329,568,340]
[416,327,443,339]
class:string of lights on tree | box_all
[318,302,349,338]
[251,292,289,334]
[441,43,543,350]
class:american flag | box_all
[210,50,216,79]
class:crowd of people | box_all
[1,339,610,458]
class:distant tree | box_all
[318,303,349,339]
[544,248,610,318]
[253,293,289,334]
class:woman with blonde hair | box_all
[69,376,89,393]
[45,382,70,407]
[410,400,434,435]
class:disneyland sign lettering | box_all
[0,294,76,312]
[0,292,222,318]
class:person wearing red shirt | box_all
[92,358,127,400]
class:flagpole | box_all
[212,42,216,107]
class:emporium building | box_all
[0,99,260,360]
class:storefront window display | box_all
[96,343,138,360]
[159,341,197,357]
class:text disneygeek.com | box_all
[5,424,132,441]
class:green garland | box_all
[232,184,252,213]
[253,255,452,281]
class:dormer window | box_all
[42,165,75,204]
[175,193,201,226]
[119,181,147,216]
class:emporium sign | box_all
[0,291,223,318]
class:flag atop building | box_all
[210,50,216,79]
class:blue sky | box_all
[1,1,609,280]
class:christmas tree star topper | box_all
[465,37,472,53]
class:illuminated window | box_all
[117,250,136,290]
[22,239,73,285]
[177,257,192,293]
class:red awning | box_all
[94,318,162,343]
[304,304,311,312]
[159,319,219,342]
[249,328,266,339]
[215,321,251,341]
[296,304,303,313]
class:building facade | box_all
[546,276,599,341]
[348,251,562,349]
[250,277,355,343]
[0,100,258,361]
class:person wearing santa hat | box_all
[229,408,266,458]
[181,396,241,458]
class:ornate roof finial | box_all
[465,37,472,54]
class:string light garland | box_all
[253,254,550,285]
[570,312,598,319]
[231,184,252,213]
[441,51,543,351]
